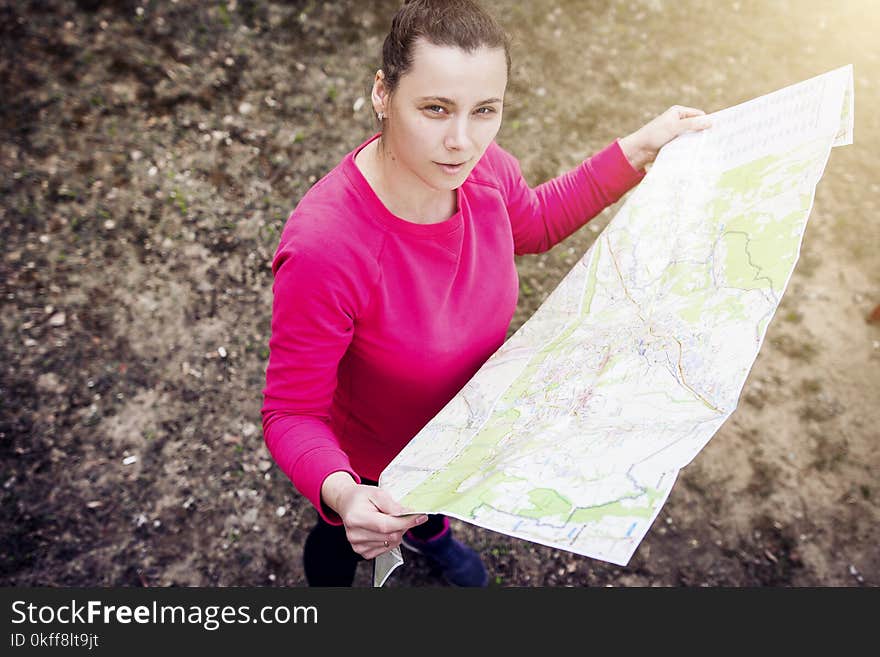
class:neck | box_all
[362,137,457,224]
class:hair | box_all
[376,0,511,130]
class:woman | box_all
[261,0,710,586]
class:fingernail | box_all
[417,515,428,524]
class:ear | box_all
[371,70,390,116]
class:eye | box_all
[423,105,446,114]
[475,106,497,116]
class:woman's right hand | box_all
[321,471,428,560]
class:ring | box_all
[383,539,389,548]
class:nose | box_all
[443,115,472,154]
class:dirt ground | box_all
[1,0,877,587]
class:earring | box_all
[377,112,385,120]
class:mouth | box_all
[434,160,468,174]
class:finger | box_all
[366,536,398,550]
[347,527,403,546]
[351,536,397,558]
[355,544,384,560]
[681,115,712,132]
[362,536,401,559]
[368,492,430,533]
[368,488,408,516]
[675,106,706,119]
[362,546,388,560]
[380,513,428,535]
[406,514,430,531]
[347,510,411,539]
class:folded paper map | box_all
[374,65,854,586]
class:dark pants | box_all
[302,478,446,586]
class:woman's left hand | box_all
[618,105,712,171]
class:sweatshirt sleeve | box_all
[260,227,367,525]
[491,139,646,255]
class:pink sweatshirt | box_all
[261,132,644,523]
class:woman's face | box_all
[377,39,507,191]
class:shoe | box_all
[401,517,489,587]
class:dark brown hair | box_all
[377,0,511,126]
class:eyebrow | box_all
[416,95,503,106]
